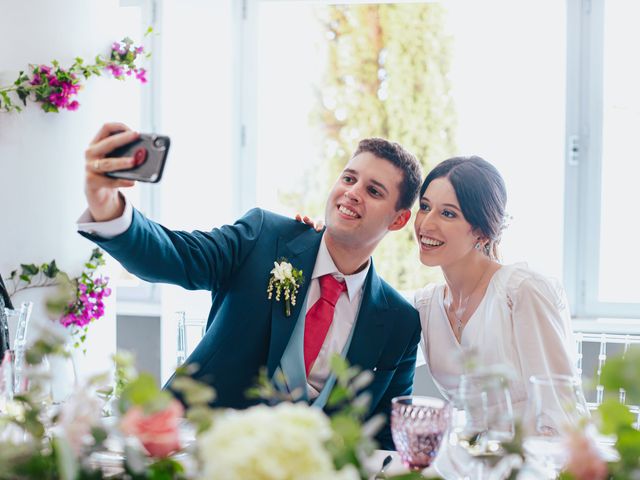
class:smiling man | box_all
[77,123,422,449]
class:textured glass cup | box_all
[391,395,451,470]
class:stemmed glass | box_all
[448,372,515,479]
[523,374,589,478]
[390,395,452,471]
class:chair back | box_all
[574,331,640,426]
[175,311,206,368]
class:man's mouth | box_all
[420,236,444,248]
[337,205,361,219]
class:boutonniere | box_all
[267,259,304,317]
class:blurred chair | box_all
[4,301,33,394]
[175,311,206,368]
[574,331,640,425]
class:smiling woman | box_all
[412,156,580,423]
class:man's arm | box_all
[372,321,421,450]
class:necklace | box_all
[444,266,491,340]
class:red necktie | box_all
[303,274,347,376]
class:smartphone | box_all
[105,133,170,183]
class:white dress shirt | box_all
[77,199,370,398]
[305,237,369,398]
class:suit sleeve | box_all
[78,207,265,291]
[373,317,421,450]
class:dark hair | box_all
[420,156,507,260]
[353,138,422,211]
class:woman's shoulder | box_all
[496,263,566,308]
[413,282,444,310]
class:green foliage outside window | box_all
[282,4,457,290]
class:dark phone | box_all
[105,133,170,183]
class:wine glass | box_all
[523,374,589,478]
[448,372,515,479]
[391,395,452,471]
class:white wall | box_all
[0,0,145,378]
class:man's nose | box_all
[344,185,363,203]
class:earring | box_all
[474,241,481,250]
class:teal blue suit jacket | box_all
[80,207,421,448]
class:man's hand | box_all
[85,123,140,222]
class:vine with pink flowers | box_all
[0,29,151,114]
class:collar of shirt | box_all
[310,234,370,301]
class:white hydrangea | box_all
[197,403,359,480]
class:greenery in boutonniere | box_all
[266,259,304,317]
[7,248,111,351]
[0,30,152,113]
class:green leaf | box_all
[616,427,640,467]
[598,399,635,434]
[19,274,30,283]
[20,263,39,275]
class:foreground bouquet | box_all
[0,334,399,480]
[0,32,151,113]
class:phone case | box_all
[105,134,170,183]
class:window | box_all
[565,0,640,318]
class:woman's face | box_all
[414,177,480,268]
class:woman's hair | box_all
[419,156,507,260]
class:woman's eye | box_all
[342,175,355,184]
[442,210,456,219]
[419,203,430,212]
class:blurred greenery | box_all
[282,3,457,290]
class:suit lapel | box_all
[267,228,323,376]
[346,264,391,371]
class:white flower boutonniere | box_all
[267,259,304,317]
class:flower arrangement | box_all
[7,248,111,349]
[560,346,640,480]
[0,329,399,480]
[267,259,304,317]
[0,32,151,113]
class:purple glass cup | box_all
[391,395,452,470]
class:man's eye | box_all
[342,175,355,183]
[442,210,456,218]
[368,186,382,197]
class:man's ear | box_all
[388,209,411,231]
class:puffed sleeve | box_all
[510,272,578,401]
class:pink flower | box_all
[135,68,147,84]
[564,430,608,480]
[120,399,184,458]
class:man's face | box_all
[324,151,409,250]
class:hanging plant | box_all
[0,28,152,114]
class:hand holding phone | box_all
[105,133,170,183]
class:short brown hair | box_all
[353,138,422,210]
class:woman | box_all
[413,155,577,415]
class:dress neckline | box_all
[437,265,503,346]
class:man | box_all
[78,123,422,448]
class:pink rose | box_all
[120,399,184,458]
[564,430,608,480]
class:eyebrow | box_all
[344,168,389,194]
[421,197,461,212]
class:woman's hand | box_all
[294,214,324,232]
